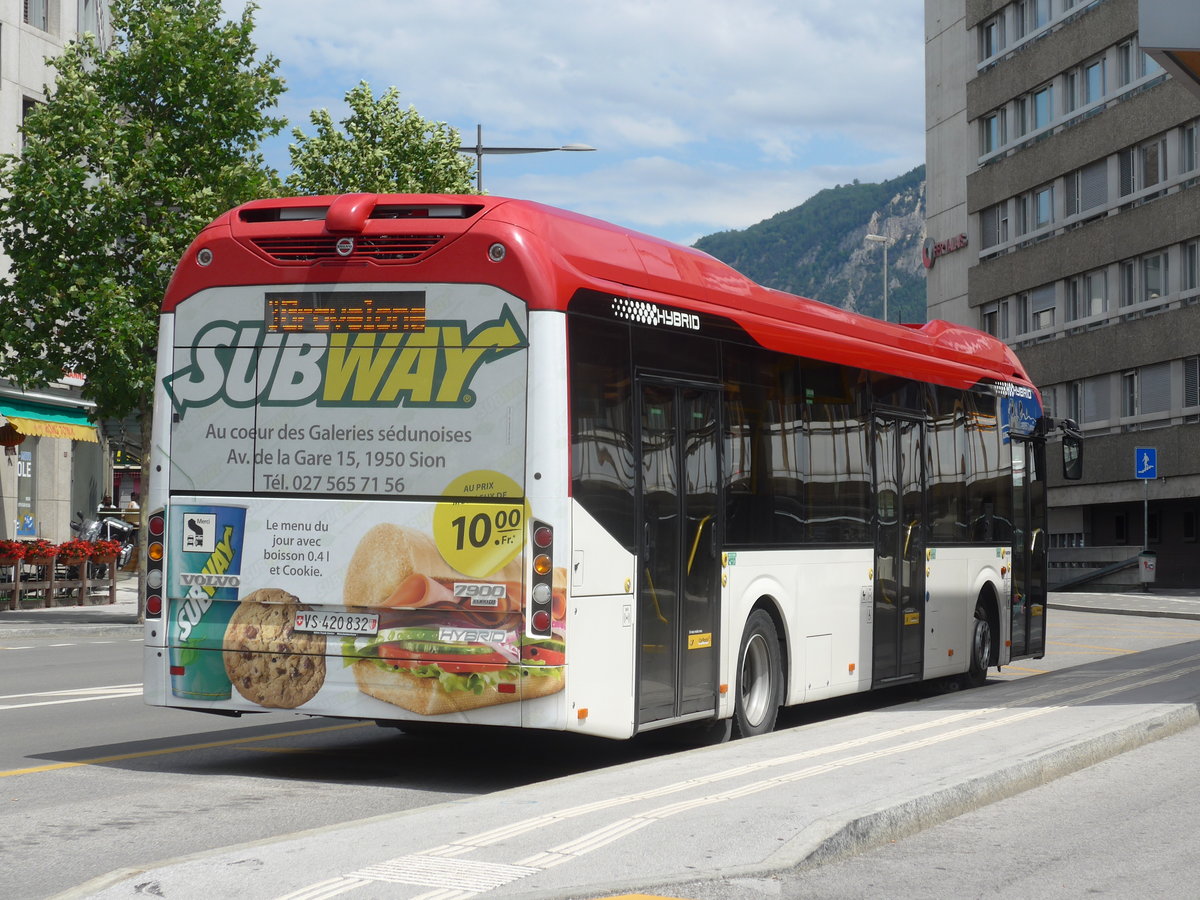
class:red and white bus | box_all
[143,194,1080,740]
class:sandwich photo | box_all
[341,523,564,716]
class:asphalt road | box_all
[0,635,674,898]
[2,605,1199,899]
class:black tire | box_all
[965,602,992,688]
[734,609,782,738]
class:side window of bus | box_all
[723,350,804,545]
[569,317,637,550]
[722,347,871,547]
[802,388,871,544]
[965,390,1014,543]
[927,387,969,543]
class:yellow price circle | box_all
[432,470,528,577]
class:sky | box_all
[227,0,926,247]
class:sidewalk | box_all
[1048,586,1200,620]
[0,572,141,636]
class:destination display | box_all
[265,290,426,333]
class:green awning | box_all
[0,397,98,442]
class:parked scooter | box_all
[71,511,137,575]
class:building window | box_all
[1065,170,1079,216]
[1183,122,1198,174]
[1184,356,1199,408]
[1083,375,1110,423]
[1030,284,1056,331]
[1034,0,1051,28]
[980,15,1005,61]
[1014,0,1031,39]
[1015,185,1054,236]
[1142,138,1166,190]
[1184,510,1197,543]
[1120,260,1136,307]
[1065,159,1107,217]
[1086,270,1107,316]
[1068,278,1082,321]
[1123,371,1139,417]
[1084,59,1104,105]
[1141,51,1164,79]
[1120,138,1167,197]
[1142,253,1168,302]
[21,97,40,148]
[1068,270,1106,321]
[980,202,1009,248]
[1117,41,1134,86]
[1033,306,1055,331]
[79,0,100,35]
[1033,85,1054,130]
[24,0,48,31]
[981,302,1008,339]
[1140,363,1171,415]
[1065,70,1079,114]
[1186,241,1200,292]
[982,111,1006,155]
[1034,185,1053,229]
[1066,381,1082,423]
[1016,293,1030,334]
[1013,97,1029,138]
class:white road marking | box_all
[0,683,142,710]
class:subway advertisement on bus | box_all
[146,280,567,726]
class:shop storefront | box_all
[0,391,104,542]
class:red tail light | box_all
[528,520,553,638]
[145,510,166,618]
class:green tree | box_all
[0,0,286,423]
[286,82,475,195]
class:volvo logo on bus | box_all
[335,237,355,257]
[611,297,701,331]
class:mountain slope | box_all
[693,165,927,323]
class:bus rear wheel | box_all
[965,602,992,689]
[734,609,782,738]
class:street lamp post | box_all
[459,124,595,192]
[864,233,892,323]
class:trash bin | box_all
[1138,550,1157,585]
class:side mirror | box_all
[1062,433,1083,480]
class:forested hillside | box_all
[693,166,926,322]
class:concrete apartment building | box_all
[925,0,1200,588]
[0,0,112,542]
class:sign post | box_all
[1134,448,1157,591]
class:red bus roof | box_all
[163,193,1033,394]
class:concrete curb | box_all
[1049,601,1200,621]
[797,702,1200,869]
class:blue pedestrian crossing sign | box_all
[1135,447,1157,479]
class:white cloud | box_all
[231,0,925,243]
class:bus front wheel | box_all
[734,609,782,738]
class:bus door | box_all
[872,412,926,686]
[635,379,722,727]
[1010,437,1048,658]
